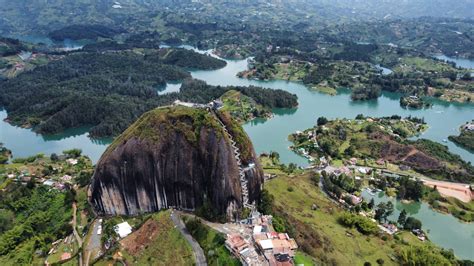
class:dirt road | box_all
[422,179,473,202]
[72,202,83,266]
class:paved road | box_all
[170,211,207,266]
[84,219,101,265]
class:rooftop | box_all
[114,221,132,238]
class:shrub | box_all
[317,116,328,126]
[404,217,422,230]
[339,212,378,235]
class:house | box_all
[54,182,66,191]
[399,164,411,171]
[61,175,73,182]
[211,99,224,110]
[382,223,398,235]
[350,195,362,205]
[254,231,298,264]
[60,252,72,261]
[66,158,78,165]
[43,180,55,186]
[253,225,263,234]
[266,45,273,53]
[19,175,32,183]
[349,158,357,165]
[357,167,370,175]
[463,123,474,131]
[225,234,249,256]
[114,222,132,238]
[412,229,426,241]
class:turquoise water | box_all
[375,64,393,75]
[190,58,474,166]
[8,35,93,50]
[0,110,111,163]
[1,49,473,167]
[361,190,474,260]
[435,55,474,70]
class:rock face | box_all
[89,106,263,221]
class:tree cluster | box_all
[0,49,296,138]
[48,24,124,41]
[397,176,424,201]
[339,212,379,235]
[0,184,72,263]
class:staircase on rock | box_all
[213,112,255,210]
[173,100,256,211]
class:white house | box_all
[114,222,132,238]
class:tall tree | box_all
[398,209,407,226]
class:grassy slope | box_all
[183,216,241,266]
[96,211,195,266]
[264,172,445,265]
[396,57,456,73]
[219,89,269,123]
[122,211,195,265]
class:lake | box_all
[361,190,474,260]
[0,110,111,163]
[434,55,474,70]
[8,34,92,51]
[1,47,473,167]
[191,58,474,166]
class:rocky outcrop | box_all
[89,106,263,221]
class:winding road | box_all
[72,202,83,266]
[170,211,207,266]
[84,219,102,266]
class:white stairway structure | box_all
[213,112,255,210]
[173,100,256,211]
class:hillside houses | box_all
[223,212,298,265]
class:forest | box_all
[178,79,297,109]
[0,51,297,138]
[81,32,162,52]
[0,37,26,57]
[0,184,73,264]
[48,24,124,41]
[145,48,227,70]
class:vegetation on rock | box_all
[448,122,474,152]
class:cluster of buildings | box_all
[224,212,298,266]
[253,231,298,266]
[173,99,224,110]
[5,167,74,191]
